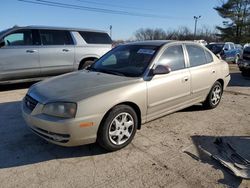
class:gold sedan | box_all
[22,41,230,151]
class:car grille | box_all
[31,127,70,143]
[24,95,38,111]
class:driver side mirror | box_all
[153,65,171,75]
[0,39,5,48]
[224,48,228,51]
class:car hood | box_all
[28,70,141,103]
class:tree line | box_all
[134,26,219,43]
[132,0,250,44]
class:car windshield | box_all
[206,44,224,54]
[90,44,160,77]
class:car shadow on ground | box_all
[229,73,250,87]
[0,101,108,169]
[184,136,250,187]
[0,82,37,92]
[180,104,207,112]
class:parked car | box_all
[22,41,230,151]
[206,42,241,64]
[238,46,250,76]
[0,26,112,84]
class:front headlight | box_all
[43,102,77,118]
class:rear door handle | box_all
[26,49,37,53]
[62,49,71,52]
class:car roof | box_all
[208,43,225,45]
[9,25,107,33]
[127,40,172,46]
[125,40,206,47]
[127,40,204,47]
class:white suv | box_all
[0,26,112,84]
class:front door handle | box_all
[26,49,37,53]
[62,49,71,52]
[182,76,189,82]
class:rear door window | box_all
[79,31,112,44]
[40,30,73,45]
[186,45,207,67]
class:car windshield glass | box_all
[206,44,224,54]
[90,44,160,77]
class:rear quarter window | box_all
[205,50,214,63]
[79,31,112,44]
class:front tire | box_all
[203,81,223,109]
[97,105,138,151]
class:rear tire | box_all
[79,60,95,70]
[203,81,223,109]
[97,105,138,151]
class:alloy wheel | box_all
[211,85,222,106]
[108,112,134,145]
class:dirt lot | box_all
[0,64,249,188]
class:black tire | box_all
[79,60,95,70]
[97,105,138,151]
[203,81,223,109]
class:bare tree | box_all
[134,26,219,42]
[134,28,167,40]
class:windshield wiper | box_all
[98,69,125,76]
[88,67,125,76]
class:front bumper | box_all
[22,97,102,147]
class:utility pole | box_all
[194,16,201,39]
[109,25,112,39]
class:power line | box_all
[18,0,181,19]
[76,0,153,11]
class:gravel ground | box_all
[0,64,249,188]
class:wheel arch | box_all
[78,57,99,70]
[99,101,142,131]
[216,78,224,90]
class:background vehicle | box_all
[22,41,230,151]
[238,46,250,76]
[206,42,241,64]
[0,26,112,84]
